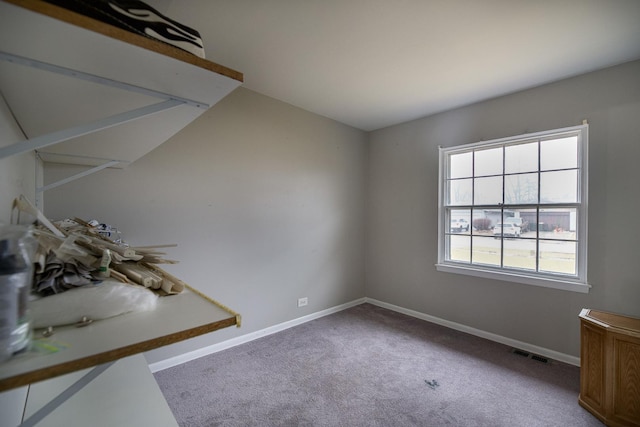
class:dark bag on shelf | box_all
[42,0,206,58]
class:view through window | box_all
[437,124,589,292]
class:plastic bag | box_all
[31,280,158,328]
[0,224,37,361]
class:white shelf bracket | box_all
[0,99,183,160]
[19,361,116,427]
[0,51,210,109]
[36,158,122,193]
[0,50,211,161]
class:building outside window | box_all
[436,124,589,293]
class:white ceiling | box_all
[154,0,640,131]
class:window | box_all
[436,124,589,293]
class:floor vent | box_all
[531,354,549,364]
[512,348,550,364]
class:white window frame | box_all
[436,124,589,293]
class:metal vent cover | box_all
[511,348,550,364]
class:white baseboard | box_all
[149,296,579,372]
[364,298,580,366]
[148,298,366,373]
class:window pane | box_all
[539,240,576,275]
[474,147,503,176]
[540,136,578,171]
[474,176,502,205]
[438,125,587,288]
[449,209,471,234]
[448,178,472,205]
[540,170,577,203]
[503,209,536,234]
[471,236,500,267]
[471,210,493,235]
[503,238,537,270]
[449,235,470,262]
[505,173,538,204]
[538,208,577,238]
[481,209,502,231]
[505,142,538,174]
[449,152,472,179]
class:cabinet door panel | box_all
[581,323,605,411]
[612,337,640,426]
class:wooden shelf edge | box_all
[580,308,640,338]
[0,315,237,392]
[3,0,244,83]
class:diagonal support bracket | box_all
[0,51,209,110]
[19,361,116,427]
[0,99,183,160]
[36,159,122,193]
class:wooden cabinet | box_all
[579,308,640,427]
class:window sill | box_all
[435,263,590,293]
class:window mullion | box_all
[470,150,475,264]
[536,140,541,272]
[500,145,505,268]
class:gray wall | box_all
[0,94,36,225]
[5,61,639,365]
[366,60,640,357]
[43,88,368,362]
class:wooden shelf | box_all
[0,0,243,167]
[0,285,240,392]
[3,0,243,82]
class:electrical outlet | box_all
[297,297,308,307]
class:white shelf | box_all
[0,0,243,167]
[0,286,240,392]
[0,3,243,423]
[24,354,178,427]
